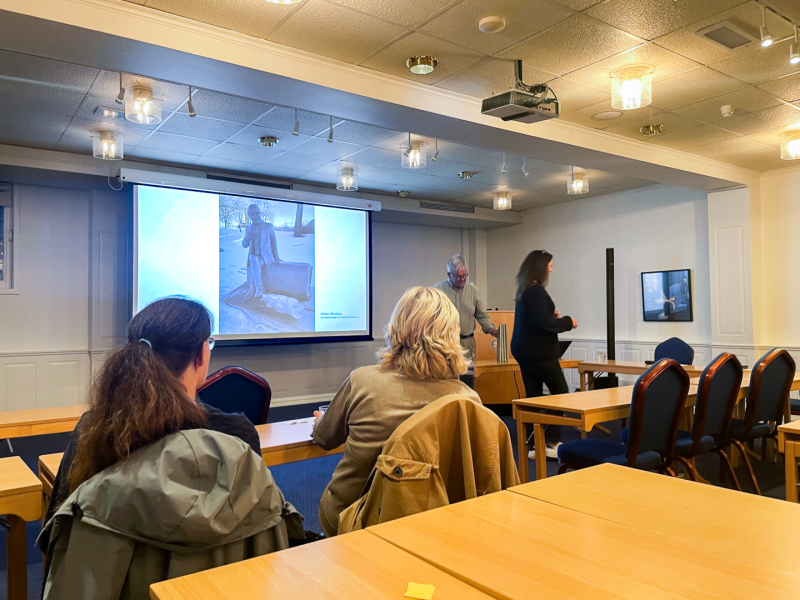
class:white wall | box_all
[0,183,469,409]
[760,167,800,348]
[487,185,712,345]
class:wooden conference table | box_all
[778,419,800,503]
[473,357,582,405]
[514,371,800,482]
[0,457,43,600]
[153,464,800,600]
[578,359,705,391]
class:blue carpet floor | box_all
[0,403,788,599]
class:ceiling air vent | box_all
[419,202,475,214]
[696,21,758,50]
[206,172,292,190]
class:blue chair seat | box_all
[557,439,662,471]
[791,398,800,413]
[674,430,715,456]
[729,419,771,441]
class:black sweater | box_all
[511,284,574,364]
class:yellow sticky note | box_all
[405,582,435,600]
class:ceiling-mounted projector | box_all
[481,60,560,124]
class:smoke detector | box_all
[479,16,506,33]
[721,104,734,118]
[591,110,623,121]
[458,171,477,179]
[258,136,279,147]
[639,124,665,136]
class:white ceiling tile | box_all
[227,126,310,150]
[550,0,605,9]
[362,32,486,85]
[758,72,800,103]
[263,151,335,172]
[204,143,271,163]
[690,136,771,158]
[126,147,202,165]
[650,67,747,110]
[269,0,407,65]
[328,121,399,145]
[178,89,272,123]
[559,100,661,128]
[715,145,781,167]
[325,0,459,27]
[289,137,366,160]
[603,111,702,139]
[644,124,738,150]
[0,127,63,150]
[421,0,572,55]
[670,87,784,124]
[546,78,611,113]
[0,109,71,135]
[0,50,98,93]
[714,104,800,136]
[158,113,246,141]
[745,125,800,147]
[138,132,221,155]
[653,3,793,65]
[191,156,270,174]
[710,42,800,85]
[53,135,95,155]
[1,80,86,118]
[501,15,642,75]
[435,58,555,99]
[585,0,743,41]
[143,0,295,38]
[372,132,438,152]
[255,107,333,136]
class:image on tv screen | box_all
[641,269,693,322]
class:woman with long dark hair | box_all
[40,297,263,554]
[511,250,577,459]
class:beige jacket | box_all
[338,394,520,533]
[313,365,480,537]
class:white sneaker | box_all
[528,442,562,460]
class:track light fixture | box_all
[404,133,412,157]
[328,116,334,143]
[521,155,529,177]
[293,108,300,136]
[760,5,773,47]
[115,72,125,105]
[187,85,196,117]
[501,152,507,173]
[432,138,439,161]
[791,26,800,65]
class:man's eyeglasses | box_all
[451,272,469,281]
[208,337,216,350]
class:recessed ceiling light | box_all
[398,190,411,198]
[720,104,734,118]
[95,107,123,119]
[258,136,279,147]
[458,171,476,179]
[478,16,506,34]
[406,56,438,75]
[591,110,623,121]
[639,124,665,136]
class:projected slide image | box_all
[219,197,315,334]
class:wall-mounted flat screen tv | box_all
[641,269,693,322]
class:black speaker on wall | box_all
[594,247,619,389]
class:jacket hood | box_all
[53,429,289,548]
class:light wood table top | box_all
[578,359,705,377]
[150,529,494,600]
[778,419,800,440]
[0,456,41,503]
[474,357,581,375]
[512,463,800,585]
[256,417,342,467]
[38,452,63,499]
[0,405,85,439]
[369,489,798,600]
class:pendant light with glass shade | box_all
[610,65,654,111]
[92,130,123,160]
[125,86,162,124]
[493,190,512,210]
[337,168,358,191]
[780,130,800,160]
[401,133,426,169]
[567,167,588,194]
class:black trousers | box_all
[518,359,569,444]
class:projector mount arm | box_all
[513,59,558,106]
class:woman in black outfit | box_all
[511,250,577,458]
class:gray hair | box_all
[446,254,467,274]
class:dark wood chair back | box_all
[743,348,796,436]
[624,359,690,469]
[691,353,743,453]
[198,366,272,425]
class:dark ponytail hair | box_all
[68,297,212,493]
[515,250,553,301]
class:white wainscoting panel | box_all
[0,352,91,410]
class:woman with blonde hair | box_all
[313,286,481,536]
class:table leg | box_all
[516,415,528,484]
[785,441,798,503]
[579,371,587,391]
[6,514,27,600]
[534,424,547,481]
